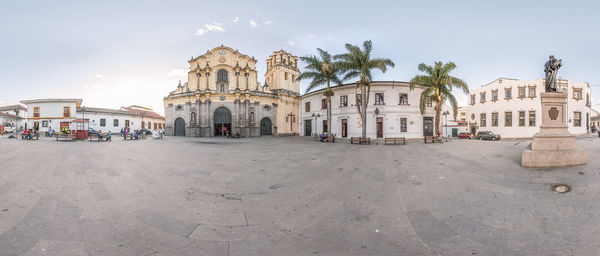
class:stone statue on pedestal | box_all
[544,55,562,92]
[522,55,587,168]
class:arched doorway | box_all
[174,118,185,136]
[214,107,232,136]
[260,118,272,136]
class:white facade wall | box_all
[20,99,80,132]
[77,112,138,133]
[467,78,592,138]
[77,111,165,134]
[299,82,442,139]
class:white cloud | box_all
[95,74,108,80]
[306,34,317,39]
[168,69,188,77]
[233,17,239,23]
[83,84,104,89]
[264,20,273,25]
[249,20,258,27]
[286,40,295,47]
[196,23,226,36]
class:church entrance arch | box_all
[174,118,185,136]
[214,107,232,136]
[260,118,272,136]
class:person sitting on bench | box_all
[25,130,33,140]
[97,130,103,140]
[106,130,112,142]
[320,133,327,142]
[61,126,71,135]
[132,131,138,140]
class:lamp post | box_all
[442,110,450,138]
[311,113,320,136]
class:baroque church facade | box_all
[163,46,300,137]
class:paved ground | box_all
[0,135,599,256]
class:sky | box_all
[2,0,600,115]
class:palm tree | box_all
[297,48,343,137]
[409,61,469,138]
[335,40,395,138]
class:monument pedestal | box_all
[521,92,587,168]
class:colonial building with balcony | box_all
[299,81,444,139]
[466,78,592,138]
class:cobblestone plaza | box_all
[0,136,599,255]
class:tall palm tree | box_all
[335,40,394,138]
[409,61,469,138]
[297,48,343,137]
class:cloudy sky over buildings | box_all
[2,0,600,114]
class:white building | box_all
[299,81,449,139]
[76,105,165,133]
[466,78,592,138]
[0,104,27,131]
[20,98,82,132]
[20,99,165,134]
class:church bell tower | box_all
[265,50,300,94]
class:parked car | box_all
[88,127,98,135]
[457,132,473,139]
[477,131,501,141]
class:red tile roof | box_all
[121,106,165,120]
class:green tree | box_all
[409,61,469,137]
[297,48,343,137]
[335,40,395,138]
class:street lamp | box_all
[311,113,320,136]
[442,110,450,138]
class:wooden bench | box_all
[350,137,371,145]
[124,134,144,140]
[21,134,39,140]
[56,133,76,141]
[384,137,406,145]
[424,136,444,143]
[424,136,434,143]
[89,135,109,142]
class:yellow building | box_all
[163,46,300,137]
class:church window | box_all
[305,102,310,112]
[285,72,288,80]
[321,99,327,109]
[217,69,228,82]
[250,112,255,122]
[190,112,196,123]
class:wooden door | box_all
[341,119,347,138]
[423,117,433,137]
[60,122,69,131]
[304,120,312,136]
[376,117,383,138]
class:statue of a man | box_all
[544,55,562,92]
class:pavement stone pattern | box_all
[0,135,599,255]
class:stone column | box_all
[207,99,212,137]
[205,73,210,91]
[196,73,201,90]
[236,72,240,90]
[245,73,249,90]
[522,92,587,167]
